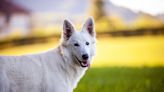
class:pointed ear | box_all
[63,19,75,40]
[82,17,96,37]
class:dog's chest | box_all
[43,72,73,92]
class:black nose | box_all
[82,54,89,60]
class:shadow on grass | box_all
[74,67,164,92]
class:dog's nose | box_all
[82,54,89,60]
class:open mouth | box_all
[74,56,89,67]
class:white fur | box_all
[0,17,96,92]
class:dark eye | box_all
[86,42,89,45]
[74,43,79,46]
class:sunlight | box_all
[110,0,164,15]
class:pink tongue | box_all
[82,60,90,67]
[83,61,87,64]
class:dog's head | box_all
[61,17,96,68]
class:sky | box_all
[110,0,164,15]
[12,0,164,16]
[13,0,88,14]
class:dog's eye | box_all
[86,42,89,45]
[74,43,79,46]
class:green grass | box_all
[74,67,164,92]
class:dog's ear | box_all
[82,17,96,37]
[63,19,75,40]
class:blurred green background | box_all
[0,0,164,92]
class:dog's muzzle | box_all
[74,56,90,68]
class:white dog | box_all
[0,17,96,92]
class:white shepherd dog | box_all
[0,17,96,92]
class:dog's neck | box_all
[57,45,87,89]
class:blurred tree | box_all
[133,14,163,29]
[90,0,105,21]
[89,0,115,32]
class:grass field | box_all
[0,36,164,67]
[94,36,164,67]
[74,67,164,92]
